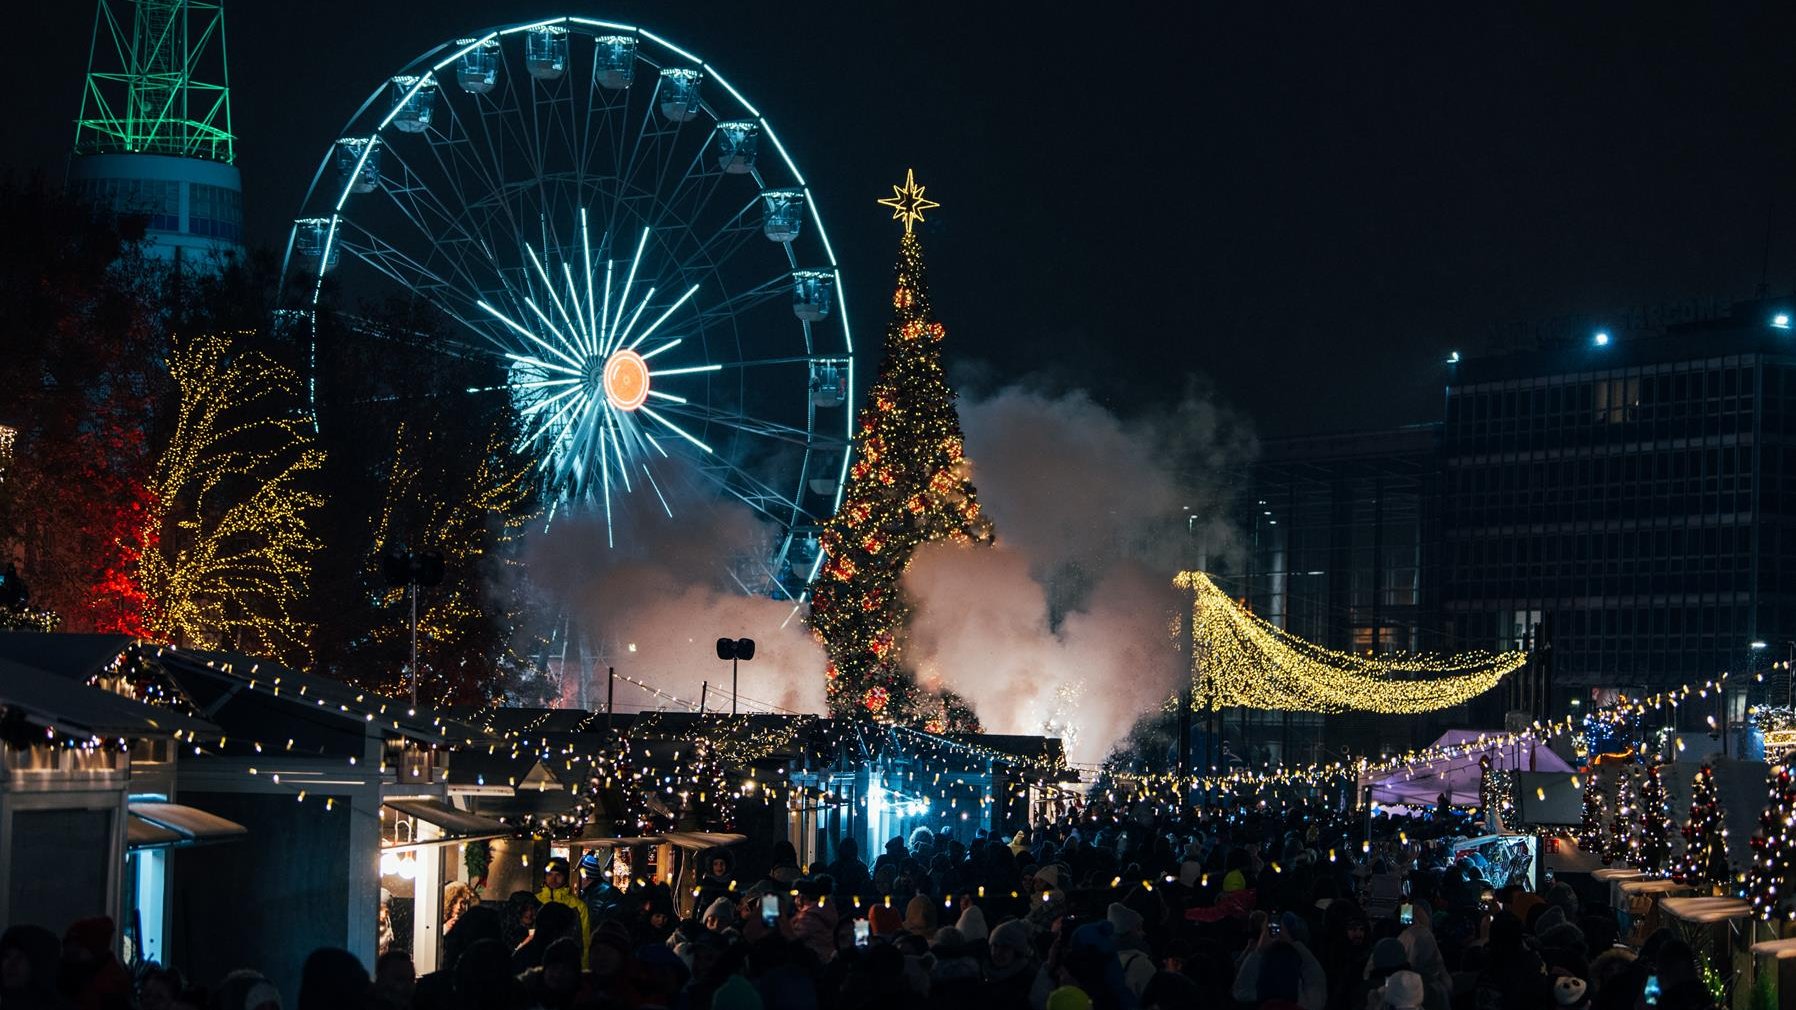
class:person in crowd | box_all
[515,936,582,1010]
[766,841,803,888]
[511,901,577,974]
[790,876,840,965]
[695,849,737,912]
[3,926,65,1010]
[498,892,539,953]
[441,883,478,937]
[575,852,621,925]
[295,948,368,1010]
[369,952,412,1010]
[209,970,280,1010]
[58,919,130,1010]
[828,838,871,896]
[534,858,590,968]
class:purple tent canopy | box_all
[1368,729,1573,808]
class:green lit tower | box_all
[69,0,242,263]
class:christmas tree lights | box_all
[1605,767,1634,866]
[1577,770,1606,855]
[368,421,536,705]
[1635,762,1672,874]
[1745,764,1796,922]
[139,333,324,665]
[1176,571,1524,713]
[1674,764,1729,891]
[810,172,993,722]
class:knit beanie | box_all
[1381,970,1424,1009]
[989,919,1033,955]
[868,905,903,936]
[711,974,763,1010]
[1045,986,1093,1010]
[1367,937,1409,976]
[955,904,988,942]
[1106,902,1144,937]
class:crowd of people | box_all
[0,799,1723,1010]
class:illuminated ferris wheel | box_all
[280,15,852,593]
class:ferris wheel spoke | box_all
[369,144,506,302]
[688,273,796,324]
[653,400,838,451]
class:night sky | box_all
[16,2,1796,437]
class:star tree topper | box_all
[878,168,940,234]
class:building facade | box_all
[1442,299,1796,712]
[1235,297,1796,740]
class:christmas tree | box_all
[1604,767,1634,866]
[1577,769,1606,854]
[1746,763,1796,922]
[1674,764,1730,891]
[810,171,994,722]
[1635,762,1672,874]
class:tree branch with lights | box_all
[138,332,324,664]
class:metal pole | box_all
[409,581,419,709]
[699,681,708,715]
[732,656,739,716]
[606,666,615,732]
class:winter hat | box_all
[929,926,969,956]
[591,920,634,955]
[1533,904,1569,935]
[1380,970,1424,1009]
[1553,975,1589,1006]
[1034,865,1061,890]
[955,904,988,942]
[1366,937,1410,977]
[989,919,1033,955]
[1106,902,1144,937]
[1045,986,1094,1010]
[543,857,571,877]
[704,898,736,927]
[1545,881,1580,915]
[1539,922,1587,952]
[1009,831,1029,855]
[542,937,582,971]
[868,904,903,936]
[902,895,937,937]
[711,974,763,1010]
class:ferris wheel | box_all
[280,15,852,595]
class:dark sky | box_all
[17,2,1796,437]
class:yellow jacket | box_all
[536,884,591,967]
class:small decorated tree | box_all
[1746,763,1796,922]
[1673,764,1730,891]
[1578,769,1607,855]
[1635,762,1673,874]
[1605,766,1635,867]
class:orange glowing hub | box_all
[603,349,650,411]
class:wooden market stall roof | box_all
[0,656,217,739]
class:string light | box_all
[138,332,323,665]
[1178,571,1525,713]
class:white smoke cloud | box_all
[903,382,1254,763]
[524,466,827,714]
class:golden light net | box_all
[1176,571,1526,714]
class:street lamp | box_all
[381,544,445,708]
[715,637,756,715]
